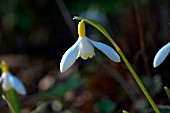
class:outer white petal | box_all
[0,72,7,84]
[89,39,121,62]
[60,39,80,73]
[9,74,26,95]
[2,74,12,91]
[153,42,170,67]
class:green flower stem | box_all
[73,16,160,113]
[108,38,160,113]
[6,89,20,113]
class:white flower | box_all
[0,61,26,95]
[60,21,120,73]
[0,72,26,95]
[153,42,170,67]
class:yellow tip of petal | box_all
[78,21,86,37]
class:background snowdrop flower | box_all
[0,61,26,95]
[153,42,170,68]
[60,21,120,73]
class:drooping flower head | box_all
[0,61,26,95]
[153,42,170,67]
[60,21,120,73]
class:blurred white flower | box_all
[0,61,26,95]
[60,21,120,73]
[153,42,170,67]
[80,7,109,27]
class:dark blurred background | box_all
[0,0,170,113]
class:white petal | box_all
[9,74,26,95]
[89,39,120,62]
[153,42,170,67]
[0,72,7,84]
[60,39,80,73]
[78,37,95,59]
[2,74,12,91]
[0,77,3,84]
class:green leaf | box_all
[6,89,20,113]
[97,99,117,113]
[164,86,170,99]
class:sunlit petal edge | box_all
[153,42,170,67]
[89,39,121,62]
[9,74,26,95]
[60,39,80,73]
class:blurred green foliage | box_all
[65,0,133,15]
[136,75,162,95]
[35,72,83,99]
[164,86,170,99]
[97,98,117,113]
[0,0,170,112]
[49,73,83,97]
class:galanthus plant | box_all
[0,61,26,95]
[153,42,170,67]
[60,20,120,73]
[0,60,26,113]
[60,16,161,113]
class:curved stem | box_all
[73,16,160,113]
[106,35,160,113]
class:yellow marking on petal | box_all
[78,21,86,37]
[82,54,88,60]
[1,61,9,72]
[89,53,94,58]
[81,53,95,59]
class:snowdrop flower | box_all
[153,42,170,67]
[60,21,120,73]
[0,61,26,95]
